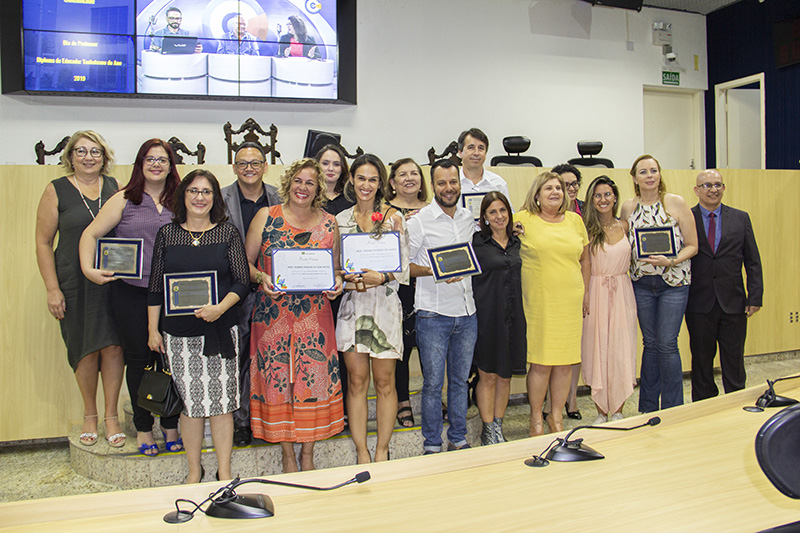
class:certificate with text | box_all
[461,192,486,221]
[426,242,482,282]
[164,271,218,317]
[271,248,336,293]
[341,232,402,273]
[634,226,677,258]
[95,237,143,279]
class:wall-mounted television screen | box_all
[2,0,356,103]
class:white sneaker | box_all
[592,414,608,425]
[610,412,624,422]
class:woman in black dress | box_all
[471,191,526,445]
[147,170,250,483]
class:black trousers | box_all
[685,300,748,402]
[110,281,178,432]
[233,291,255,429]
[395,281,418,403]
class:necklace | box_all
[603,219,619,229]
[71,175,102,219]
[186,225,210,246]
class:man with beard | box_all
[408,159,478,454]
[150,7,203,53]
[221,142,280,445]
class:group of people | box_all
[36,127,763,483]
[150,8,321,59]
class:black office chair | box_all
[567,141,614,168]
[490,136,542,167]
[756,403,800,499]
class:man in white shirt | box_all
[458,128,512,201]
[408,159,478,453]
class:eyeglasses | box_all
[592,191,615,200]
[698,183,724,190]
[235,160,265,170]
[564,181,580,190]
[187,188,213,197]
[167,16,182,21]
[145,156,169,166]
[73,147,103,158]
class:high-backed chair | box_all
[34,136,70,165]
[490,136,542,167]
[224,118,281,164]
[167,137,206,165]
[427,141,461,166]
[303,130,364,160]
[567,141,614,168]
[756,403,800,499]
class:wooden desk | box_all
[3,381,799,532]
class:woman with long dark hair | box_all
[80,138,182,456]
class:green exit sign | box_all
[662,71,680,86]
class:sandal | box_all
[138,442,159,456]
[103,416,127,448]
[79,414,98,446]
[165,438,184,452]
[396,406,415,428]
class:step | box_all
[70,402,481,489]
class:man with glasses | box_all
[150,7,203,53]
[685,169,763,401]
[222,142,280,445]
[216,15,259,56]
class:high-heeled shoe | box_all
[79,414,98,446]
[103,416,126,448]
[566,402,582,420]
[546,414,563,433]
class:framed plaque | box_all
[426,242,482,282]
[461,192,486,221]
[634,226,678,258]
[164,271,218,317]
[271,248,336,293]
[341,232,402,274]
[95,237,143,279]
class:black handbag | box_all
[137,351,183,418]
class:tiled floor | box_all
[1,352,797,503]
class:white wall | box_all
[0,0,707,169]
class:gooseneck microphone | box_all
[164,471,371,523]
[751,374,800,411]
[525,417,661,467]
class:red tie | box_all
[707,213,716,254]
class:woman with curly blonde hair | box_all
[245,158,345,473]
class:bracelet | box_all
[256,271,264,284]
[382,272,390,284]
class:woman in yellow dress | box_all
[516,172,590,436]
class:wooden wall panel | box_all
[1,165,796,441]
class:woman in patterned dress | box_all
[620,155,697,413]
[246,159,345,473]
[336,154,409,464]
[147,170,250,483]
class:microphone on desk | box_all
[525,417,661,468]
[746,374,800,412]
[163,471,371,523]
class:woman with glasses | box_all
[147,170,250,483]
[279,15,321,59]
[246,159,345,473]
[580,177,638,424]
[516,172,590,436]
[35,130,125,448]
[79,139,182,456]
[621,155,697,413]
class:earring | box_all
[484,219,489,225]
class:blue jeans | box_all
[632,276,690,413]
[415,311,477,452]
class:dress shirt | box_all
[698,204,722,252]
[408,200,476,317]
[459,167,512,205]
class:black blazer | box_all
[686,204,763,314]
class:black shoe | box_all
[566,403,582,420]
[233,426,252,446]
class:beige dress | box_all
[580,238,638,414]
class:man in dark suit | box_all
[685,169,763,402]
[221,142,280,445]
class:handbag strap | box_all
[146,350,171,375]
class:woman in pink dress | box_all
[580,176,638,424]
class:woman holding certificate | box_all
[580,176,638,424]
[620,155,697,413]
[516,172,590,436]
[336,154,409,464]
[246,159,345,473]
[471,191,526,445]
[147,170,250,483]
[80,139,182,457]
[386,158,428,428]
[35,130,125,448]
